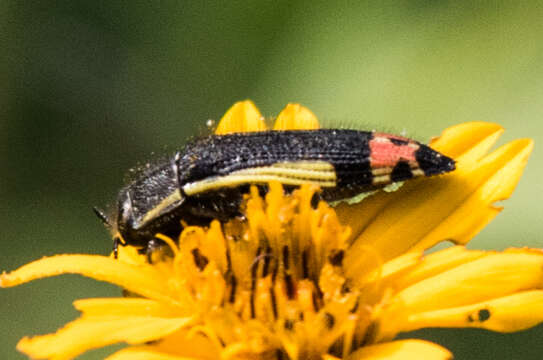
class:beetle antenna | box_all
[93,206,111,227]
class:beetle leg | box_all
[146,238,162,264]
[113,236,121,259]
[184,188,246,222]
[93,206,111,227]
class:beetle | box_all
[94,129,455,258]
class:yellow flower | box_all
[1,101,539,360]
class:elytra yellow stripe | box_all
[183,161,337,196]
[275,161,334,171]
[371,161,421,176]
[139,189,183,228]
[372,174,392,184]
[184,174,336,195]
[240,164,336,180]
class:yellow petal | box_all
[375,249,543,340]
[401,290,543,333]
[379,251,421,281]
[153,329,221,359]
[344,122,533,266]
[390,249,543,313]
[17,315,192,360]
[215,100,266,134]
[73,298,185,317]
[352,251,421,290]
[335,195,394,250]
[347,339,452,360]
[338,122,504,241]
[429,122,504,159]
[273,103,320,130]
[412,138,534,253]
[392,246,486,290]
[0,255,174,303]
[116,245,147,265]
[106,347,199,360]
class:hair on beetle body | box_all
[95,129,455,259]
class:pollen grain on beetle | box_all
[1,101,541,360]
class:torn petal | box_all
[338,122,504,243]
[345,123,533,265]
[215,100,266,134]
[411,138,534,252]
[273,103,320,130]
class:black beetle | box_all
[95,129,455,258]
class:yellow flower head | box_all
[1,101,539,360]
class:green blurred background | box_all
[1,1,542,359]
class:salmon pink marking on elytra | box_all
[369,134,419,168]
